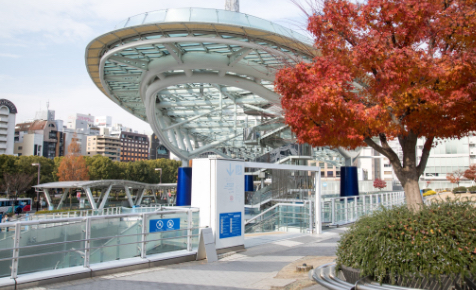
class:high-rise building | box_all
[0,99,17,155]
[86,135,121,161]
[149,133,170,159]
[119,131,149,162]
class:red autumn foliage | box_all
[275,0,476,209]
[463,164,476,182]
[373,178,387,191]
[446,169,465,187]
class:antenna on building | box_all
[46,100,49,110]
[225,0,239,12]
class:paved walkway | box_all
[30,228,347,290]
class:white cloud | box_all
[0,53,20,58]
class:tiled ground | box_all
[28,227,348,290]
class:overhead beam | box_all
[229,48,252,67]
[243,104,283,117]
[108,56,149,71]
[189,132,243,157]
[163,105,231,131]
[105,74,142,83]
[163,43,183,64]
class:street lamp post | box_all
[31,163,41,212]
[155,168,162,184]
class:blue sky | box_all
[0,0,308,134]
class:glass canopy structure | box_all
[85,8,344,163]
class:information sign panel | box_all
[149,218,180,233]
[219,212,241,239]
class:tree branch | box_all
[417,136,434,177]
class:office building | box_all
[120,131,149,162]
[149,133,170,159]
[87,135,121,161]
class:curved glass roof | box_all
[114,8,312,45]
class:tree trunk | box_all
[365,132,431,211]
[401,175,423,211]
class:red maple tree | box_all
[373,178,387,191]
[463,164,476,183]
[57,133,89,182]
[275,0,476,210]
[446,169,465,187]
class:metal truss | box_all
[86,8,354,163]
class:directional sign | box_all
[219,212,242,239]
[149,218,180,233]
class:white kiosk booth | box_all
[192,157,321,253]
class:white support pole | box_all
[11,223,21,279]
[98,185,113,209]
[308,200,312,234]
[124,187,135,208]
[141,214,147,258]
[84,218,91,267]
[363,194,366,214]
[331,198,335,225]
[344,197,348,222]
[85,187,98,210]
[136,188,147,206]
[187,209,193,251]
[314,171,322,234]
[56,189,70,210]
[43,189,53,209]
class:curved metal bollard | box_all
[312,263,423,290]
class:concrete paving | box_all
[28,227,348,290]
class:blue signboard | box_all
[149,218,180,233]
[219,212,242,239]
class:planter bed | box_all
[340,265,475,290]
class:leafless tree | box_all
[2,173,35,204]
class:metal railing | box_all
[245,203,312,234]
[0,207,199,279]
[322,191,405,226]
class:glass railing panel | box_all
[191,212,200,250]
[164,8,191,23]
[144,212,188,256]
[17,221,86,275]
[248,16,275,33]
[217,10,250,27]
[190,8,218,23]
[0,228,14,278]
[127,14,145,27]
[89,217,141,264]
[144,10,167,24]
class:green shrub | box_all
[336,198,476,284]
[467,186,476,192]
[453,186,467,193]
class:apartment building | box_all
[0,99,17,155]
[86,135,121,161]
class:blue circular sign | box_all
[156,220,164,230]
[167,220,174,229]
